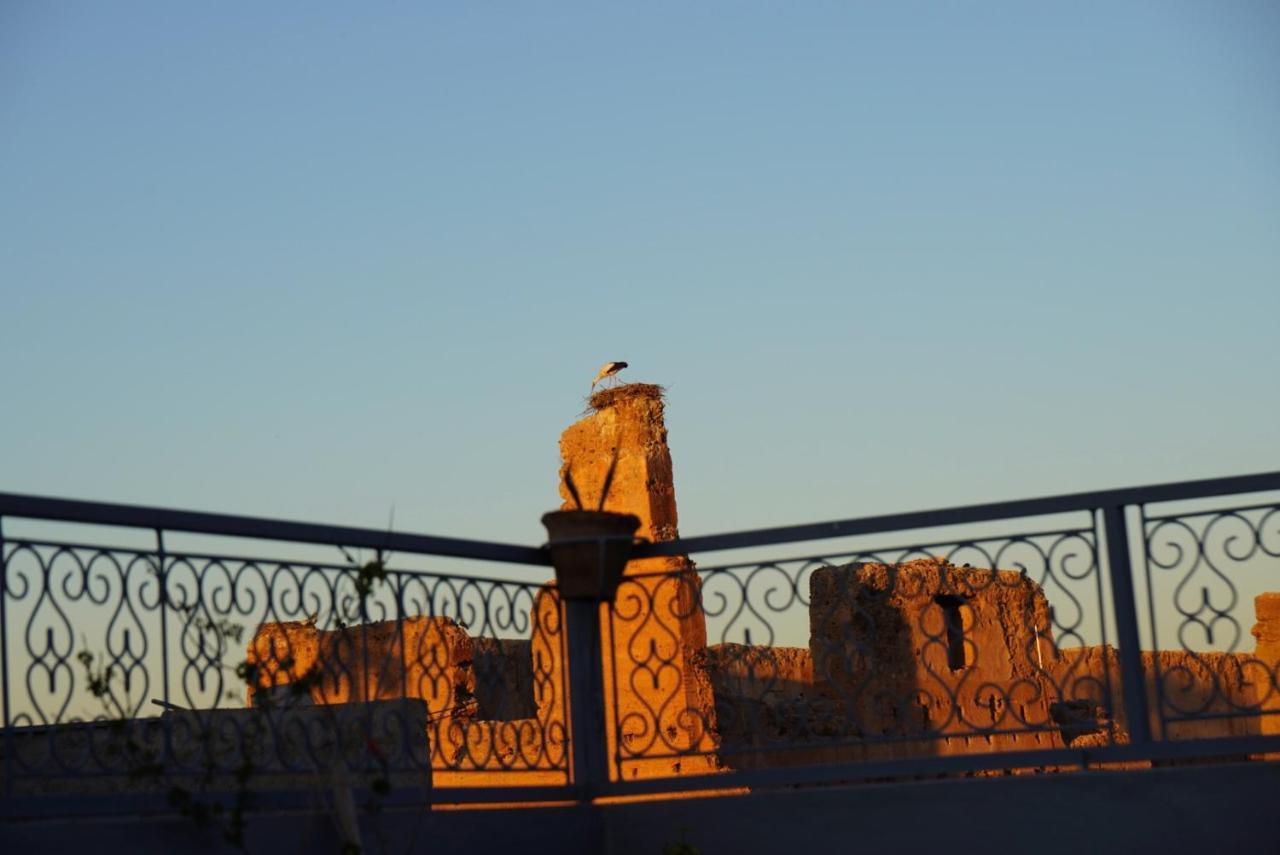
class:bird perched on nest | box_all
[590,360,628,391]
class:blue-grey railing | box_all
[0,493,569,814]
[633,471,1280,557]
[2,470,1279,813]
[604,470,1280,794]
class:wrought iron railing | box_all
[0,495,569,810]
[605,471,1280,793]
[2,471,1278,812]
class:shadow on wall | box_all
[473,638,537,721]
[705,565,926,770]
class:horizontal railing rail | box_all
[633,471,1280,557]
[0,492,551,566]
[8,467,1275,566]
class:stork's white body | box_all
[591,361,628,390]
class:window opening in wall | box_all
[933,594,967,671]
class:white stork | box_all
[590,361,628,391]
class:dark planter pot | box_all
[541,510,641,601]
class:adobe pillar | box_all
[1252,593,1280,746]
[539,383,720,780]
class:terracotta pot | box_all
[541,510,641,601]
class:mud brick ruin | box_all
[247,384,1280,782]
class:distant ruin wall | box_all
[242,387,1278,783]
[810,558,1062,759]
[246,571,1276,780]
[699,560,1277,770]
[246,616,475,714]
[245,618,564,784]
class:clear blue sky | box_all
[2,2,1278,546]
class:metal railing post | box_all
[156,529,170,709]
[155,528,173,770]
[1101,504,1152,745]
[1,516,11,797]
[564,595,609,798]
[540,514,636,800]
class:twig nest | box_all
[588,383,665,411]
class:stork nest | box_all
[588,383,665,412]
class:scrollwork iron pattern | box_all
[1141,501,1280,739]
[607,525,1123,775]
[0,538,569,791]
